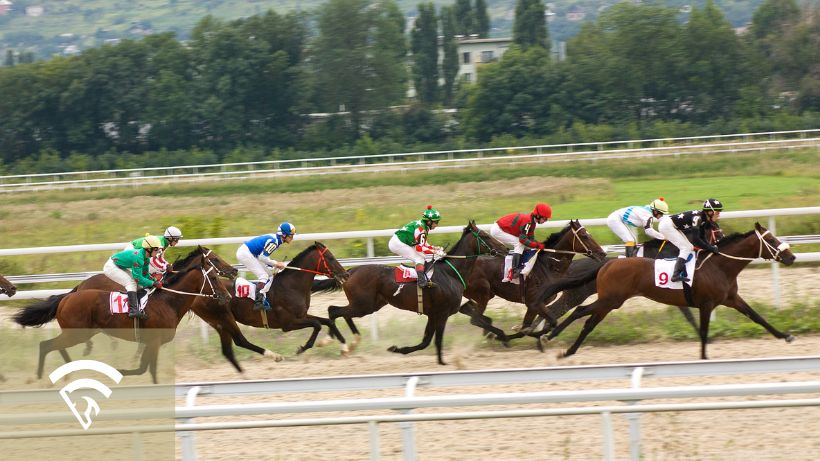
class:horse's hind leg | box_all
[119,340,160,383]
[388,316,435,356]
[561,309,611,358]
[547,302,598,341]
[308,315,350,355]
[37,330,92,379]
[459,301,509,346]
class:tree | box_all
[412,3,439,104]
[474,0,490,38]
[4,50,13,67]
[513,0,548,50]
[454,0,474,36]
[441,6,460,104]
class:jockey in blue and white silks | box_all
[606,198,668,257]
[236,222,295,309]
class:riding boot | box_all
[416,265,436,289]
[624,245,637,257]
[253,282,271,311]
[510,253,522,279]
[126,291,147,320]
[670,257,689,283]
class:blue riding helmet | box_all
[278,222,296,236]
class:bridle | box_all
[158,260,228,301]
[282,245,346,280]
[541,223,599,258]
[703,229,791,262]
[201,248,238,278]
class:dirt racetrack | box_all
[169,266,820,461]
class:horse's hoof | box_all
[352,334,362,347]
[785,334,796,343]
[340,344,350,357]
[483,331,496,340]
[295,347,306,355]
[387,345,398,353]
[502,341,511,349]
[317,336,333,348]
[510,324,521,332]
[264,350,284,362]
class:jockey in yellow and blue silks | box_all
[104,235,163,319]
[236,222,295,310]
[389,205,445,288]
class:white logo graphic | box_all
[49,360,123,430]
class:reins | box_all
[159,266,223,299]
[710,229,791,262]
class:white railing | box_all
[2,356,820,461]
[0,129,816,192]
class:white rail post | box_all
[600,411,615,461]
[400,376,420,461]
[627,367,645,461]
[180,386,201,461]
[132,431,144,461]
[368,420,381,461]
[769,216,781,308]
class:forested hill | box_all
[2,0,766,61]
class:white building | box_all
[452,36,512,83]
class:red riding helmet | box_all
[532,203,552,219]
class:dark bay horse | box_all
[317,221,508,365]
[0,272,16,297]
[13,252,231,383]
[222,242,351,356]
[545,223,796,359]
[459,220,607,342]
[17,247,273,373]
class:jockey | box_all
[104,235,163,319]
[388,205,445,289]
[606,198,668,257]
[490,202,552,279]
[236,222,295,310]
[126,226,183,275]
[658,198,723,282]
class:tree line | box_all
[0,0,817,174]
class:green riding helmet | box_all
[422,205,441,222]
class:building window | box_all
[462,73,472,82]
[462,52,471,64]
[480,50,494,63]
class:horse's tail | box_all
[534,258,607,307]
[311,278,343,294]
[13,289,74,327]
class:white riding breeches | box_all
[103,258,137,292]
[490,223,525,254]
[658,217,694,260]
[389,235,426,266]
[606,212,638,244]
[236,244,272,287]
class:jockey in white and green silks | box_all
[125,226,183,275]
[388,205,445,289]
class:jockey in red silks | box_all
[490,202,552,279]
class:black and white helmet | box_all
[702,198,723,212]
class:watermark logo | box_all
[49,360,123,430]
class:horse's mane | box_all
[285,243,320,268]
[717,230,756,247]
[163,263,199,286]
[163,248,205,285]
[543,224,571,248]
[172,247,202,270]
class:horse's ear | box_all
[754,222,763,231]
[315,241,323,247]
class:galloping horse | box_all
[13,252,231,383]
[544,223,796,359]
[316,221,508,365]
[17,247,273,373]
[459,220,607,342]
[224,242,351,356]
[0,272,16,297]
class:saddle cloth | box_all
[654,255,696,290]
[234,277,257,299]
[394,265,434,283]
[109,291,149,314]
[502,249,538,283]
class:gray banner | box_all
[0,328,175,461]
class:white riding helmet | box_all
[164,226,183,239]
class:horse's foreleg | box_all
[309,315,350,356]
[216,328,243,373]
[388,315,435,356]
[282,317,324,355]
[698,306,713,360]
[677,306,699,335]
[547,302,597,341]
[433,316,448,366]
[723,294,794,342]
[119,341,156,380]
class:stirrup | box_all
[254,293,271,311]
[128,308,147,320]
[671,272,689,283]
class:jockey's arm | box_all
[643,219,665,240]
[517,232,545,250]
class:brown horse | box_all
[545,223,796,359]
[460,220,607,342]
[316,221,508,365]
[17,247,274,373]
[222,242,351,356]
[0,272,16,297]
[13,252,231,383]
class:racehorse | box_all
[459,220,607,342]
[0,272,16,297]
[526,237,701,342]
[13,251,231,383]
[224,242,351,356]
[16,247,274,373]
[544,223,796,359]
[316,221,508,365]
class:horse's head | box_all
[290,242,349,284]
[198,246,239,279]
[164,251,233,305]
[546,220,607,261]
[198,252,233,304]
[754,222,796,266]
[0,274,16,297]
[466,220,508,257]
